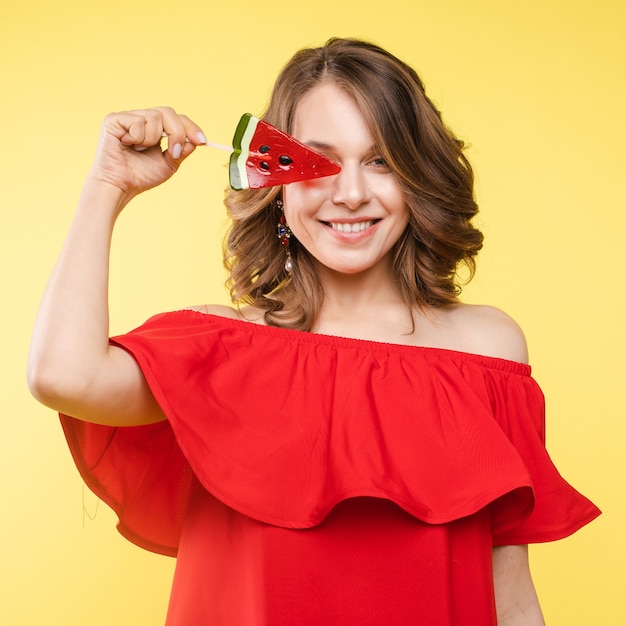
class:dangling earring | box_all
[276,199,294,273]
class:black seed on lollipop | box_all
[259,145,271,154]
[279,155,293,165]
[260,161,270,171]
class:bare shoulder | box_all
[182,304,266,323]
[183,303,241,318]
[445,304,529,364]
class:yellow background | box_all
[2,0,624,623]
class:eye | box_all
[368,156,391,170]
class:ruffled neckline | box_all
[173,309,532,376]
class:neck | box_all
[312,262,416,340]
[319,261,402,307]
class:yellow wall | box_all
[2,0,623,623]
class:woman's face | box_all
[283,81,409,278]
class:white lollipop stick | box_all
[203,141,231,152]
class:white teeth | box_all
[330,221,374,233]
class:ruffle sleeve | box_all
[59,310,599,556]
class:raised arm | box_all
[27,107,207,426]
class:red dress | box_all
[60,311,600,625]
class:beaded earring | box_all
[276,199,293,273]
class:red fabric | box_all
[60,311,600,625]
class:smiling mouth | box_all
[324,220,380,233]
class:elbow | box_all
[27,358,64,410]
[27,353,85,413]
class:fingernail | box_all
[171,143,182,159]
[196,132,207,144]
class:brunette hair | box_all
[224,37,483,330]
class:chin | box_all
[325,261,384,276]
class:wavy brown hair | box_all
[224,38,483,330]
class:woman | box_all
[28,38,599,625]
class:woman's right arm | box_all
[27,108,207,426]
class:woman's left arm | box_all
[492,545,546,625]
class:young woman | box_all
[28,38,599,625]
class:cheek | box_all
[282,188,300,228]
[283,182,327,224]
[382,187,409,225]
[383,178,407,205]
[388,183,410,221]
[282,189,308,242]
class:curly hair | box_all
[224,38,483,330]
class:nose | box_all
[331,161,371,210]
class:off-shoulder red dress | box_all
[60,311,600,625]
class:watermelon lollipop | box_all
[229,113,341,190]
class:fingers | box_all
[153,107,208,163]
[104,107,207,161]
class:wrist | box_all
[78,176,134,221]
